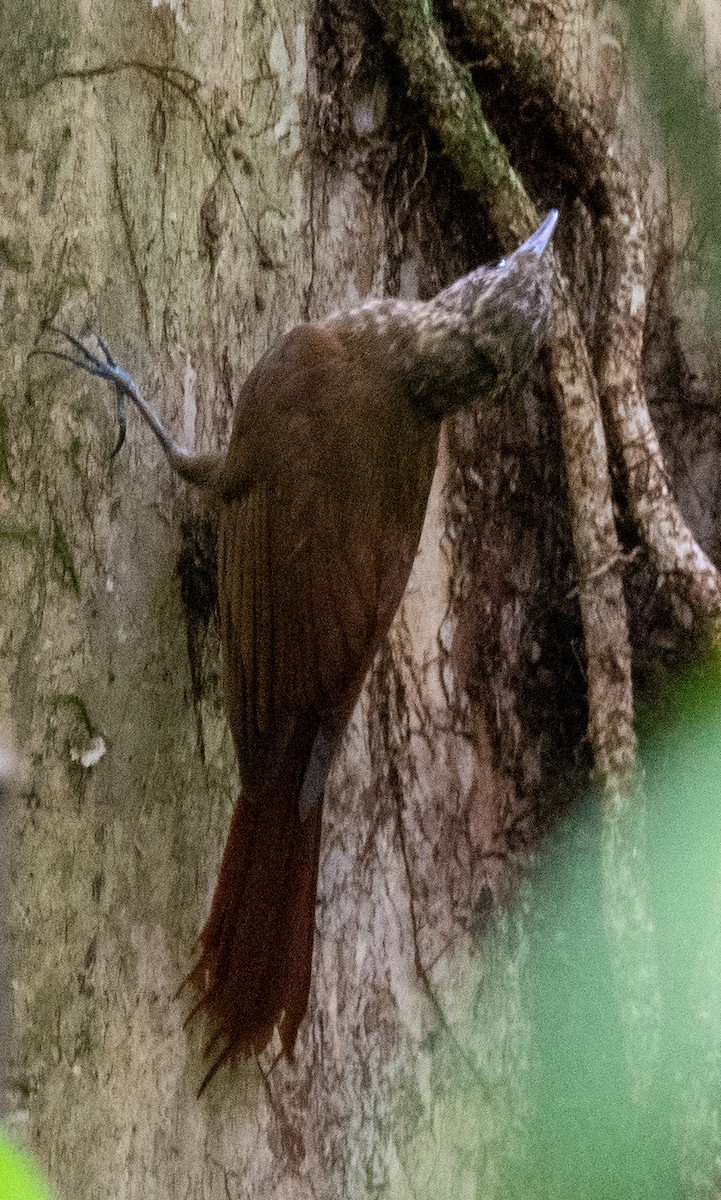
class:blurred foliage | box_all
[620,0,721,327]
[527,655,721,1199]
[526,656,721,1198]
[0,1134,54,1200]
[390,657,721,1198]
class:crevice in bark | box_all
[446,379,589,843]
[176,510,220,764]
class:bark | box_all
[381,0,661,1124]
[1,0,720,1197]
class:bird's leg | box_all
[30,329,223,489]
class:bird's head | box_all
[421,209,558,416]
[320,209,558,424]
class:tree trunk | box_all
[1,0,720,1197]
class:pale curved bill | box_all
[515,209,559,259]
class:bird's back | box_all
[216,324,441,781]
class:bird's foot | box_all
[30,327,131,456]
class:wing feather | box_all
[254,484,272,735]
[219,488,381,784]
[216,324,439,787]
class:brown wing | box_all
[218,483,382,782]
[217,325,423,788]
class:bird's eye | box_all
[497,258,507,269]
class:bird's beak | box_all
[514,209,559,259]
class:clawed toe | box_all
[29,324,210,485]
[30,327,128,456]
[95,332,118,371]
[30,328,114,381]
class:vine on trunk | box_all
[377,0,721,1112]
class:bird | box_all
[35,209,557,1091]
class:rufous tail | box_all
[185,770,323,1093]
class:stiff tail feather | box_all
[184,769,323,1093]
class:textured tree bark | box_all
[1,0,721,1197]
